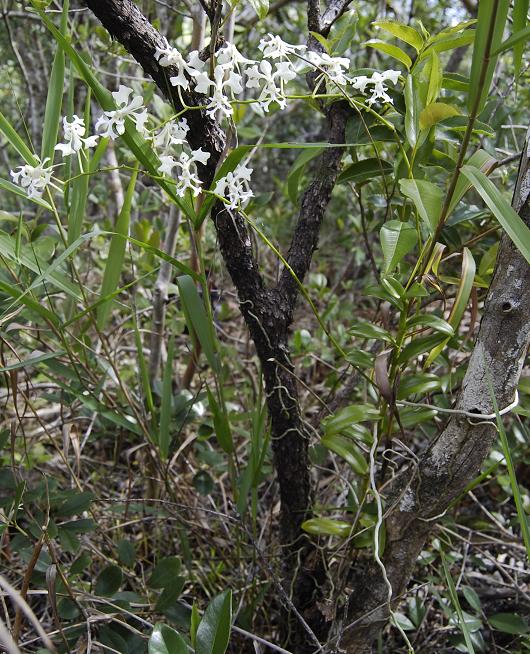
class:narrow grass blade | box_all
[441,551,476,654]
[158,335,174,459]
[97,166,138,330]
[487,375,530,562]
[40,0,68,162]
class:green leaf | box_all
[323,404,381,436]
[155,579,186,612]
[0,350,65,373]
[206,387,234,454]
[380,220,417,273]
[97,166,138,329]
[57,491,94,516]
[461,165,530,266]
[488,613,529,635]
[177,275,220,374]
[348,319,394,343]
[419,102,459,130]
[0,177,52,210]
[148,557,181,589]
[95,565,123,596]
[364,39,412,68]
[492,24,530,57]
[441,552,476,654]
[406,314,454,336]
[196,590,232,654]
[512,0,529,74]
[321,434,368,475]
[423,51,442,105]
[448,150,497,216]
[373,20,423,51]
[117,540,136,568]
[404,75,421,147]
[158,335,174,459]
[41,40,65,163]
[148,623,188,654]
[287,147,323,204]
[468,0,510,114]
[337,158,392,185]
[301,517,352,537]
[248,0,269,19]
[399,178,443,233]
[0,112,38,165]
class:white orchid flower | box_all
[194,65,244,118]
[154,38,204,89]
[214,163,254,210]
[350,69,401,106]
[95,85,149,139]
[158,148,210,197]
[308,51,350,85]
[246,59,296,111]
[216,42,255,71]
[10,157,56,199]
[258,34,306,60]
[54,115,99,157]
[153,118,190,155]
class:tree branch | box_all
[320,0,355,35]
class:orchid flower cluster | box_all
[10,33,401,205]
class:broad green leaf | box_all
[97,166,138,330]
[323,404,381,436]
[337,158,392,185]
[419,102,459,130]
[468,0,510,114]
[364,39,412,68]
[348,320,394,343]
[404,75,421,147]
[176,275,220,374]
[302,517,352,537]
[423,51,442,105]
[421,31,475,58]
[373,20,423,51]
[461,165,530,265]
[248,0,269,20]
[380,220,417,273]
[446,248,475,329]
[196,590,232,654]
[94,565,123,596]
[321,434,368,474]
[148,624,188,654]
[399,178,443,233]
[424,248,475,367]
[447,150,497,216]
[148,557,181,589]
[117,540,135,568]
[406,314,454,336]
[489,613,529,635]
